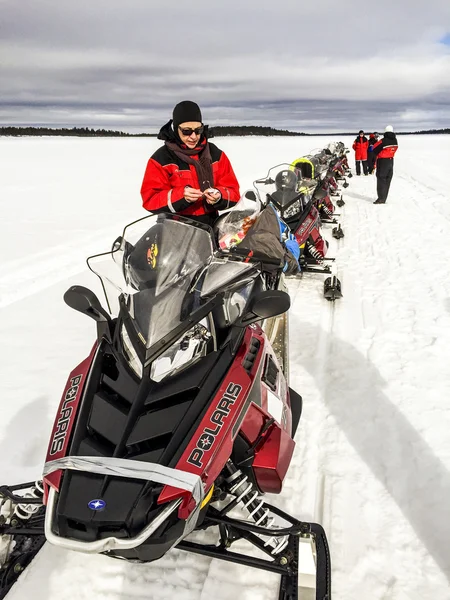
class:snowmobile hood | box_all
[50,336,232,552]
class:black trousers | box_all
[376,159,394,202]
[367,152,376,173]
[356,160,368,175]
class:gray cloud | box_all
[1,0,450,132]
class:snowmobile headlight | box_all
[150,321,212,383]
[283,199,303,220]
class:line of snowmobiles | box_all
[242,141,352,301]
[0,141,351,600]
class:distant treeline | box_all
[398,128,450,135]
[209,126,307,137]
[0,127,154,137]
[0,125,448,137]
[313,129,450,136]
[0,125,305,137]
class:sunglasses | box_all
[178,125,204,136]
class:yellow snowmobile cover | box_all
[289,158,317,196]
[290,156,319,180]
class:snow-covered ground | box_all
[1,134,450,600]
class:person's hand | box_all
[184,186,204,203]
[203,188,221,204]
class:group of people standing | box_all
[352,127,399,204]
[352,130,378,176]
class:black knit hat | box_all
[172,101,202,132]
[359,130,364,134]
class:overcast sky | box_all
[1,0,450,133]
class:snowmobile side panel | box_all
[322,195,335,216]
[293,206,320,247]
[43,342,98,496]
[238,402,267,446]
[158,326,287,511]
[252,424,295,494]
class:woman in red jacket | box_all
[352,130,369,176]
[140,101,240,226]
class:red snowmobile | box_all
[324,142,352,185]
[254,164,343,300]
[287,157,345,240]
[0,214,331,599]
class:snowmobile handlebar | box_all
[254,177,275,185]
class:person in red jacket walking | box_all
[372,125,398,204]
[352,130,369,175]
[141,100,240,226]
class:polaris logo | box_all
[88,499,106,511]
[297,215,313,237]
[49,375,83,455]
[187,382,242,469]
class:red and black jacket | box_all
[352,135,369,161]
[373,132,398,160]
[141,121,240,222]
[367,134,378,151]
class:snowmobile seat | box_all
[298,180,317,197]
[314,188,327,200]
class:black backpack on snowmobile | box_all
[215,197,300,278]
[0,213,332,599]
